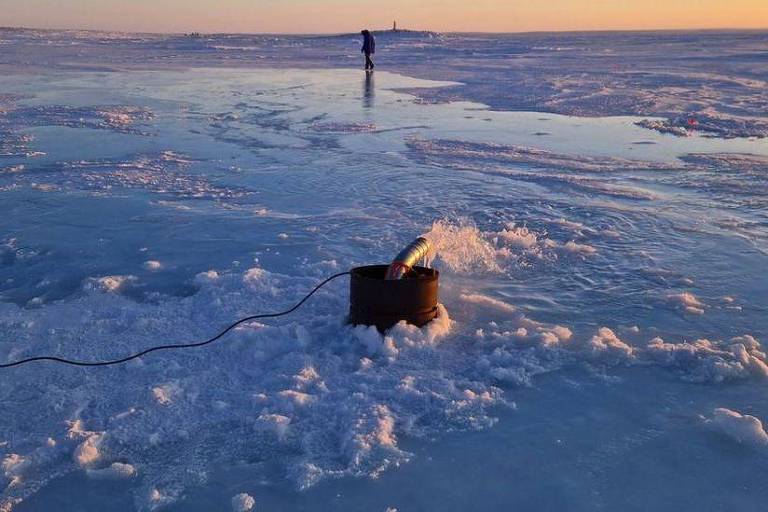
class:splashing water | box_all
[420,219,503,274]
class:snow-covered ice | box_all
[1,28,768,511]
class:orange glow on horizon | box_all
[2,0,766,34]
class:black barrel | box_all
[349,265,439,332]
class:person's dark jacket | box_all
[362,32,376,55]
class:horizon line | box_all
[2,24,767,37]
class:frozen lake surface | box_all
[1,29,768,511]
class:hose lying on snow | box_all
[0,272,351,369]
[1,238,438,369]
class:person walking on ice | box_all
[361,30,375,70]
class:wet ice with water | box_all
[1,29,768,511]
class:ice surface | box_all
[0,28,767,511]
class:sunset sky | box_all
[1,0,766,34]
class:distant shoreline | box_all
[1,25,766,38]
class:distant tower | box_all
[393,20,398,32]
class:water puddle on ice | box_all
[4,68,766,165]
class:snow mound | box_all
[667,292,706,315]
[86,462,137,480]
[584,328,634,362]
[705,408,768,447]
[89,275,137,293]
[74,433,104,468]
[231,493,256,512]
[644,335,768,383]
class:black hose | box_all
[0,271,350,369]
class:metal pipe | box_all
[385,237,432,280]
